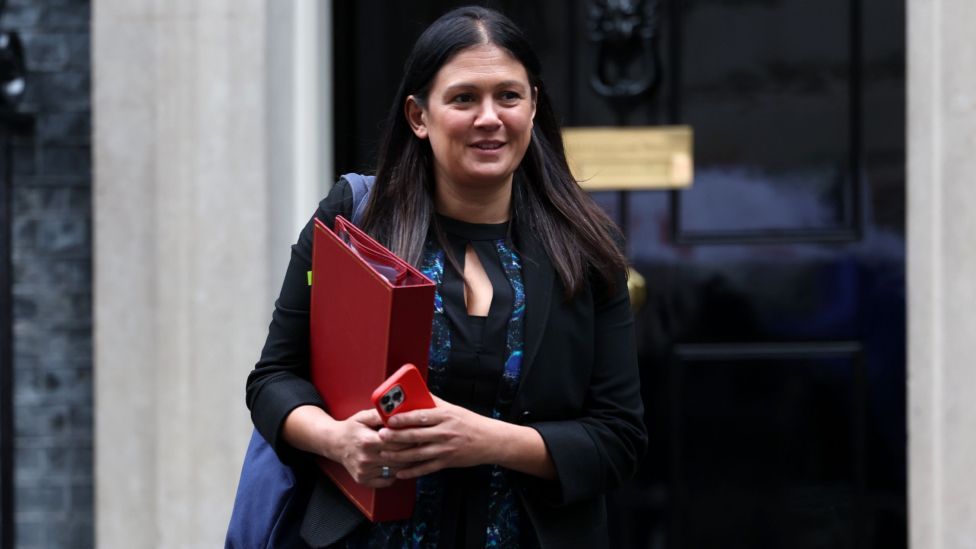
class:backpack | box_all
[225,174,375,549]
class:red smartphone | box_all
[371,364,436,426]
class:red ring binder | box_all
[309,216,436,522]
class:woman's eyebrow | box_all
[442,80,529,94]
[442,83,477,94]
[493,80,529,90]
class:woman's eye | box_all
[499,91,522,102]
[452,93,475,104]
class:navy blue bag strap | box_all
[341,172,376,226]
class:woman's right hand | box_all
[321,408,402,488]
[282,404,407,489]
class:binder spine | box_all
[386,284,436,379]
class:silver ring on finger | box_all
[380,466,392,479]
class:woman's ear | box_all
[530,86,538,127]
[405,96,428,139]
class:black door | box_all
[332,1,906,547]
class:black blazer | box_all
[246,179,647,548]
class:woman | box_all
[246,6,646,548]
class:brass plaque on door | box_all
[562,126,693,190]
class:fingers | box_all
[349,425,386,455]
[394,460,442,480]
[377,426,440,446]
[386,408,438,428]
[339,418,422,487]
[381,441,416,452]
[380,444,441,464]
[349,408,384,428]
[349,464,400,488]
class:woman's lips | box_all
[471,141,504,150]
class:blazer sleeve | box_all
[245,179,354,464]
[528,270,648,505]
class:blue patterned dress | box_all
[344,216,534,548]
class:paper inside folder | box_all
[345,240,405,285]
[334,218,410,286]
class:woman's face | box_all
[406,44,537,194]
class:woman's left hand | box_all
[376,396,501,479]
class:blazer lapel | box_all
[515,217,555,405]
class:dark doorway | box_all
[0,110,30,549]
[0,111,27,549]
[0,122,12,549]
[332,1,906,547]
[0,26,30,548]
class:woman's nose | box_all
[474,100,502,129]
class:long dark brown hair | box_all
[360,6,628,297]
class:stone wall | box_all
[7,0,93,547]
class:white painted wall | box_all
[267,0,333,285]
[93,1,331,546]
[908,0,976,547]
